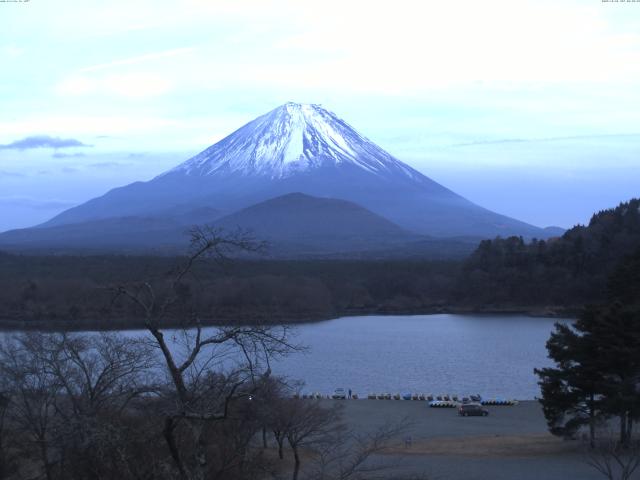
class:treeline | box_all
[455,198,640,309]
[0,198,639,329]
[0,254,459,329]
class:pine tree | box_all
[535,318,603,446]
[536,248,640,447]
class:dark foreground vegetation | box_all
[0,229,415,480]
[0,199,639,330]
[0,331,416,480]
[535,241,640,480]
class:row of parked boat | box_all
[367,393,485,402]
[296,392,360,400]
[429,398,518,407]
[294,392,518,406]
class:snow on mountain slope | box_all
[164,102,422,181]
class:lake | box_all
[0,314,569,400]
[272,314,569,400]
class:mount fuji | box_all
[0,103,554,254]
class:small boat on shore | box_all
[429,400,457,408]
[481,398,518,406]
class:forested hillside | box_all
[0,255,459,329]
[455,198,640,308]
[0,199,638,329]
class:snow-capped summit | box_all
[34,103,551,241]
[165,102,420,180]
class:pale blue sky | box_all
[0,0,639,231]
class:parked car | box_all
[332,388,347,399]
[458,403,489,417]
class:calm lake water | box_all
[272,314,569,400]
[2,314,570,400]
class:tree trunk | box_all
[262,426,267,449]
[150,329,189,401]
[163,417,188,480]
[193,421,207,480]
[620,412,628,446]
[274,431,284,459]
[292,445,300,480]
[589,393,595,449]
[39,440,53,480]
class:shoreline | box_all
[0,305,579,332]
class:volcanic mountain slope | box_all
[35,103,550,239]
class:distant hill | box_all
[0,193,479,258]
[456,198,640,308]
[212,192,414,254]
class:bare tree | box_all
[110,226,298,480]
[0,332,165,480]
[270,397,290,460]
[0,389,16,479]
[23,332,155,417]
[0,335,63,480]
[252,375,293,453]
[281,400,342,480]
[586,438,640,480]
[309,418,413,480]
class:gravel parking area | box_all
[318,399,608,480]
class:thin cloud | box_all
[452,133,640,147]
[0,135,91,150]
[56,73,173,98]
[89,161,130,168]
[0,170,25,178]
[3,45,24,58]
[52,152,87,158]
[79,47,193,73]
